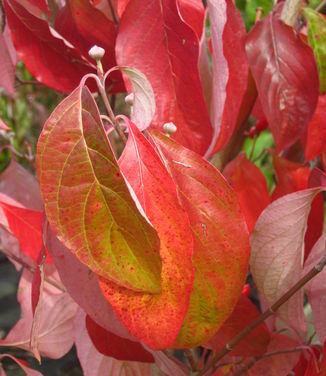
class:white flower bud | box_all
[88,45,105,61]
[163,122,177,136]
[125,93,134,105]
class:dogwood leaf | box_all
[37,84,162,293]
[150,131,250,347]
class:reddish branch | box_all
[198,248,326,376]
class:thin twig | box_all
[315,0,326,12]
[184,349,198,372]
[0,248,66,293]
[234,346,306,375]
[0,0,5,32]
[97,82,127,145]
[198,247,326,376]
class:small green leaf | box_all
[304,8,326,93]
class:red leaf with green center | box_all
[116,0,212,155]
[246,8,319,151]
[149,131,250,347]
[36,84,162,293]
[99,120,194,349]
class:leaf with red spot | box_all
[4,0,95,93]
[116,0,212,155]
[54,0,123,91]
[246,7,319,151]
[205,294,270,357]
[149,130,250,347]
[100,120,194,349]
[85,315,154,362]
[37,84,162,293]
[304,95,326,161]
[223,153,270,234]
[272,155,324,260]
[205,0,251,157]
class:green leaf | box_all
[36,84,162,293]
[304,8,326,93]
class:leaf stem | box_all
[197,247,326,376]
[97,82,127,145]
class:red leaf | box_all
[205,294,271,357]
[0,27,17,96]
[177,0,204,39]
[116,0,212,155]
[248,333,301,376]
[246,8,319,151]
[54,0,123,91]
[150,130,250,347]
[304,94,326,161]
[205,0,250,156]
[46,228,134,341]
[100,120,194,349]
[86,315,154,362]
[74,310,154,376]
[223,153,270,234]
[0,199,52,263]
[4,0,94,93]
[272,155,324,260]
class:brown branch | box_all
[198,247,326,376]
[184,349,198,371]
[281,0,303,26]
